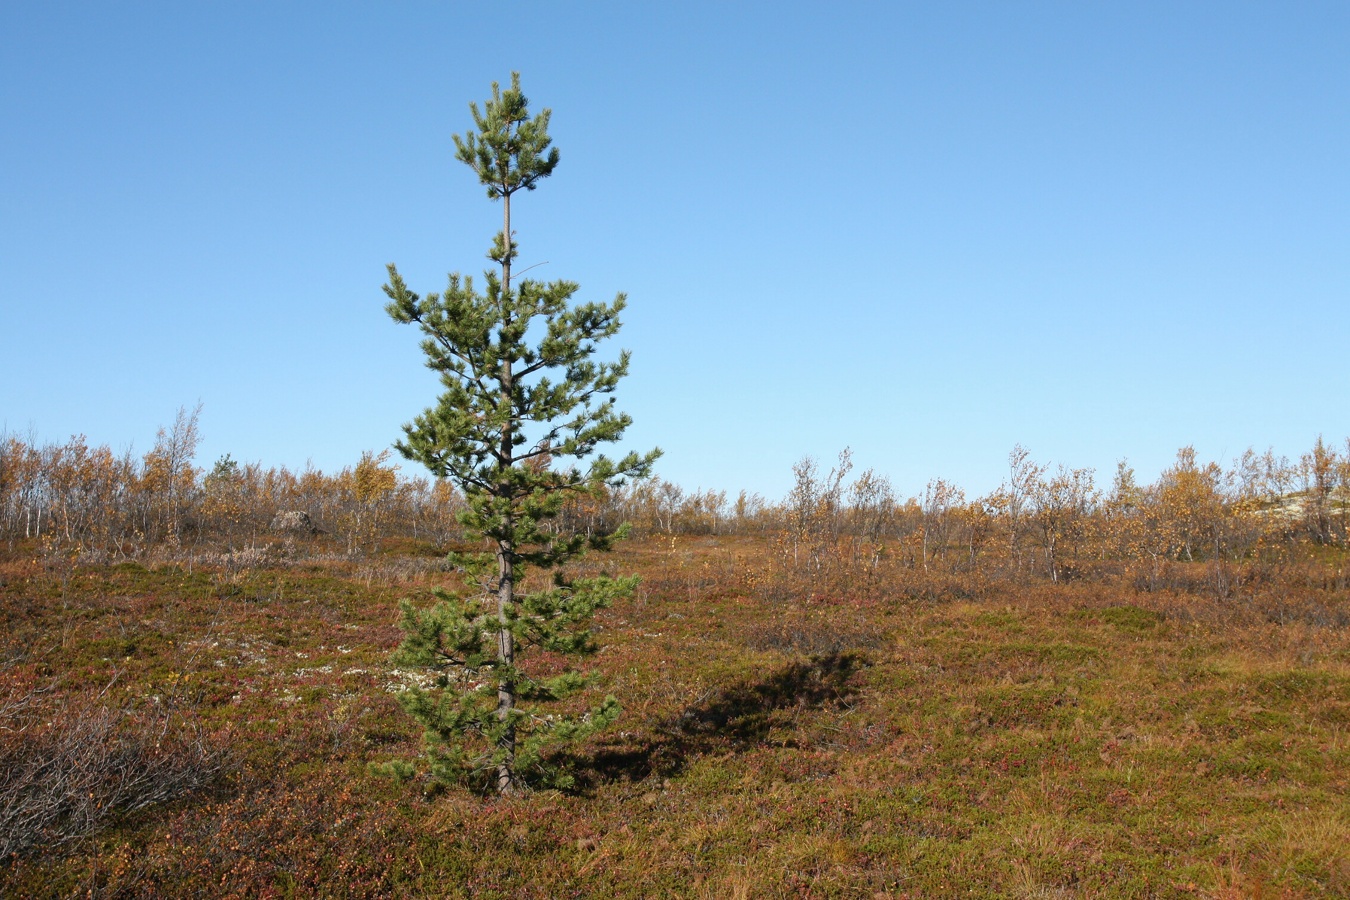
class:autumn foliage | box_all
[0,410,465,561]
[4,415,1349,601]
[3,409,1349,611]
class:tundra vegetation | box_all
[1,421,1349,897]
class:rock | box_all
[270,510,318,534]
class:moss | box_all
[1095,605,1164,631]
[1250,669,1341,701]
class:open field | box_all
[1,534,1347,898]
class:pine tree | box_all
[382,74,659,794]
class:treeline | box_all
[0,408,463,557]
[747,442,1350,599]
[563,440,1350,599]
[3,410,1348,596]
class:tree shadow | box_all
[562,651,867,791]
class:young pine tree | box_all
[382,74,659,794]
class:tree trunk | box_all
[495,537,516,794]
[494,189,518,795]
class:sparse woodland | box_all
[3,418,1348,598]
[1,418,1348,897]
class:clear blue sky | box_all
[3,2,1347,501]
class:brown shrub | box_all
[0,686,223,862]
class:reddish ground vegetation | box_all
[0,528,1346,898]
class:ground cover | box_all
[1,536,1346,898]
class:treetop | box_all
[453,72,560,201]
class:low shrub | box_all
[0,683,223,862]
